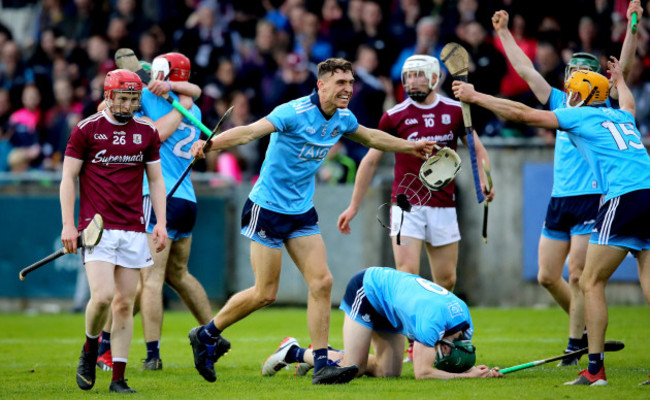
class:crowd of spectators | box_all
[0,0,648,182]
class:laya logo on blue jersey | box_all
[299,143,332,161]
[447,301,463,318]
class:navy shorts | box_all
[339,270,397,333]
[590,189,650,252]
[144,196,196,240]
[542,194,600,241]
[240,198,320,249]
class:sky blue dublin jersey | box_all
[553,106,650,202]
[362,267,473,347]
[250,91,359,214]
[137,88,200,202]
[548,88,601,196]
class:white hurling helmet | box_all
[402,54,441,96]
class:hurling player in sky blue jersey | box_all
[260,267,503,380]
[492,1,643,366]
[453,56,650,386]
[136,53,213,371]
[188,58,435,385]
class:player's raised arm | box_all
[609,57,636,116]
[492,10,552,103]
[348,124,434,160]
[619,0,643,79]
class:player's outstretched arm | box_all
[191,118,275,158]
[452,81,559,130]
[337,148,384,234]
[492,10,551,104]
[348,125,434,160]
[413,342,495,380]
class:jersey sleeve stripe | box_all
[438,97,461,107]
[296,105,317,114]
[133,116,156,130]
[386,99,412,115]
[78,112,103,129]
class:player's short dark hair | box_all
[317,58,352,79]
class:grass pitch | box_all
[1,306,649,399]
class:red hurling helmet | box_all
[151,52,191,81]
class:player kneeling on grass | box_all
[262,267,503,380]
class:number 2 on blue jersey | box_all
[173,121,197,159]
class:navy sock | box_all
[285,346,306,363]
[98,331,111,356]
[198,321,221,344]
[146,340,160,360]
[567,337,583,352]
[313,348,328,373]
[587,353,604,375]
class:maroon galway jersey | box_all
[65,110,161,232]
[378,96,464,207]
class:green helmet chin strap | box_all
[565,52,600,81]
[434,340,477,373]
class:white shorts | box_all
[390,205,460,246]
[82,229,153,269]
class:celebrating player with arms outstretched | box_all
[491,1,643,365]
[453,57,650,386]
[187,58,435,385]
[61,69,167,393]
[338,54,494,361]
[136,52,213,371]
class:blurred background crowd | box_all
[0,0,648,183]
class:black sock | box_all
[146,340,160,360]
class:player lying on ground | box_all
[262,267,503,380]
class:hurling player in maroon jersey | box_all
[60,69,168,394]
[337,55,494,361]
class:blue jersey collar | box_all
[310,90,335,120]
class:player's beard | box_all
[407,89,431,102]
[112,111,133,123]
